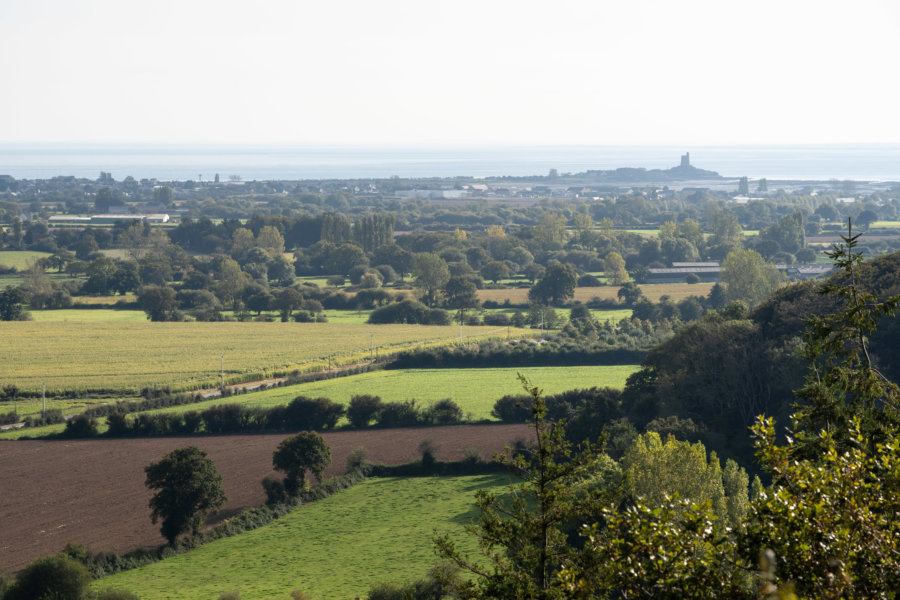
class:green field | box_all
[97,475,510,600]
[28,309,149,323]
[0,322,531,394]
[142,365,641,421]
[0,250,52,270]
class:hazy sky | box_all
[2,0,899,145]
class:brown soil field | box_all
[478,282,714,305]
[0,424,532,574]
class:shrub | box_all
[24,408,65,428]
[261,476,287,506]
[491,394,533,422]
[202,404,250,433]
[347,394,382,428]
[346,446,368,471]
[377,400,421,427]
[463,444,483,464]
[3,554,91,600]
[482,312,511,326]
[282,396,344,430]
[61,415,98,438]
[418,439,438,470]
[424,398,463,425]
[106,413,130,437]
[368,299,450,325]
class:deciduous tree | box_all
[144,446,227,545]
[272,431,332,495]
[412,253,450,306]
[529,263,578,306]
[720,248,784,307]
[137,285,181,321]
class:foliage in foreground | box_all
[435,225,900,599]
[434,376,615,599]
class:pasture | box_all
[28,309,149,323]
[0,322,531,394]
[142,364,642,421]
[97,474,513,600]
[0,250,51,270]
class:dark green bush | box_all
[62,415,98,438]
[261,476,287,506]
[424,399,463,425]
[281,396,345,430]
[368,300,450,325]
[376,400,421,427]
[3,554,91,600]
[347,394,382,428]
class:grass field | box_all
[478,282,714,305]
[142,365,641,421]
[97,475,511,600]
[0,322,532,394]
[0,423,67,439]
[0,250,52,270]
[28,309,149,322]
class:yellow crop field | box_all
[478,282,714,305]
[0,322,531,394]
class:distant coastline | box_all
[1,143,900,182]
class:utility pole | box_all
[221,352,225,388]
[41,381,45,418]
[370,333,374,361]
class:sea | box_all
[2,144,900,182]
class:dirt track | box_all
[0,424,532,574]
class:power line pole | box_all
[41,381,45,418]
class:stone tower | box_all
[680,152,690,168]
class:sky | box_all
[2,0,900,146]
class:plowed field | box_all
[0,424,531,573]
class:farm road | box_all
[0,424,531,573]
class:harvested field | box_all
[478,282,714,304]
[0,424,532,573]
